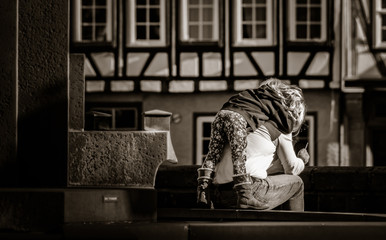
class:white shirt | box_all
[213,125,305,184]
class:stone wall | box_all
[155,165,386,214]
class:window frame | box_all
[374,0,386,48]
[85,102,142,131]
[232,0,275,46]
[126,0,167,47]
[293,114,316,166]
[194,113,317,166]
[287,0,327,42]
[72,0,114,44]
[195,115,215,165]
[179,0,220,43]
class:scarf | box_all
[221,87,294,138]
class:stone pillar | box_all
[17,0,69,186]
[144,109,178,164]
[69,54,85,131]
[0,1,18,186]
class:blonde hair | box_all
[260,78,306,135]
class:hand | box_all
[297,148,310,165]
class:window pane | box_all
[296,24,307,39]
[383,0,386,9]
[136,8,146,22]
[382,14,386,27]
[150,8,160,22]
[203,140,210,154]
[189,25,199,38]
[203,0,213,4]
[382,29,386,41]
[95,26,106,41]
[150,0,160,4]
[256,0,266,3]
[95,0,106,6]
[310,24,321,38]
[83,0,93,6]
[203,25,213,39]
[82,9,93,22]
[296,0,307,3]
[150,25,160,39]
[255,7,266,21]
[243,24,253,38]
[203,122,212,137]
[82,26,93,40]
[243,0,252,4]
[310,7,321,21]
[203,8,213,21]
[296,7,307,21]
[137,25,146,39]
[115,109,136,129]
[184,0,218,42]
[310,0,321,4]
[243,7,252,21]
[256,24,266,38]
[189,8,199,21]
[95,9,106,23]
[136,0,146,5]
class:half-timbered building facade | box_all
[70,0,386,167]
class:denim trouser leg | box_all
[251,174,304,211]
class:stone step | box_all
[0,188,156,232]
[157,208,386,222]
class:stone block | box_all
[143,109,178,164]
[143,109,172,131]
[304,193,318,211]
[299,166,314,191]
[64,188,156,223]
[369,167,386,191]
[316,192,367,213]
[155,165,198,189]
[317,193,348,212]
[68,131,168,188]
[367,193,386,213]
[312,167,370,191]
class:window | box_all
[195,114,316,166]
[180,0,220,42]
[72,0,114,43]
[375,0,386,47]
[85,102,142,130]
[233,0,274,46]
[288,0,327,42]
[127,0,166,46]
[293,114,316,166]
[195,115,215,165]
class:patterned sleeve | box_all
[276,133,305,175]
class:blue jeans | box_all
[214,174,304,211]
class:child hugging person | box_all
[196,78,309,210]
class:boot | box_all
[196,167,213,208]
[233,173,269,210]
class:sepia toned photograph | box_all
[1,0,386,239]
